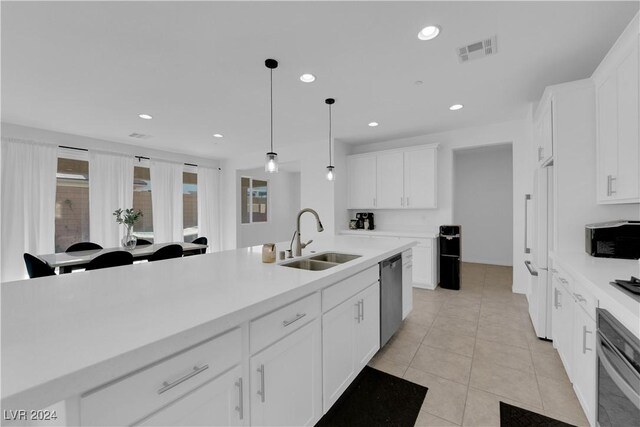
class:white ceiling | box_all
[2,1,638,160]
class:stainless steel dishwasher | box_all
[380,254,403,347]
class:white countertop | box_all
[340,229,439,239]
[1,236,415,411]
[551,251,640,337]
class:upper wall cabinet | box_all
[348,155,377,209]
[593,13,639,204]
[533,91,555,167]
[348,145,438,210]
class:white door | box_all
[572,306,596,426]
[322,295,358,411]
[355,283,381,367]
[348,155,377,209]
[615,42,639,201]
[250,319,322,427]
[376,152,404,208]
[597,75,619,202]
[404,148,437,208]
[136,366,244,427]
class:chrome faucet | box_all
[294,208,324,256]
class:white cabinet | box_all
[411,239,438,290]
[348,155,377,209]
[572,304,596,427]
[250,319,322,427]
[376,152,404,208]
[550,269,574,379]
[403,148,437,208]
[347,145,438,210]
[402,250,413,319]
[136,366,244,427]
[322,282,380,412]
[534,95,554,166]
[595,17,639,204]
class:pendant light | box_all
[325,98,335,181]
[265,59,279,173]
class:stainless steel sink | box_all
[309,253,361,264]
[279,259,339,271]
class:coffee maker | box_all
[355,212,375,230]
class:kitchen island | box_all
[1,236,415,426]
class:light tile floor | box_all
[368,262,590,427]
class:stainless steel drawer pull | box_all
[158,364,209,394]
[360,299,365,321]
[235,378,244,420]
[554,288,561,309]
[282,312,306,327]
[354,302,361,322]
[257,364,265,402]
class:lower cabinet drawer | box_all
[322,266,379,312]
[250,292,321,354]
[80,328,242,426]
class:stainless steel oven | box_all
[596,308,640,427]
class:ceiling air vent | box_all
[128,132,152,140]
[457,36,497,63]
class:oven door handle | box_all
[597,338,640,410]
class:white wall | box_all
[237,168,300,248]
[220,138,347,250]
[1,122,221,169]
[453,144,513,266]
[348,119,532,293]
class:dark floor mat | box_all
[500,401,576,427]
[316,366,427,427]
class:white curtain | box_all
[197,166,222,252]
[1,139,57,282]
[89,151,134,248]
[150,160,183,243]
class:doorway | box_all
[453,144,513,266]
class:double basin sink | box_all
[279,252,361,271]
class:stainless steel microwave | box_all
[585,220,640,260]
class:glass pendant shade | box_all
[326,166,335,181]
[265,152,278,173]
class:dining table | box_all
[37,242,208,273]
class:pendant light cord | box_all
[270,68,274,153]
[328,103,332,167]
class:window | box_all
[241,177,268,224]
[133,166,154,242]
[183,171,198,242]
[55,157,90,252]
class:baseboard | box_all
[412,282,437,290]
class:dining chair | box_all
[135,238,152,245]
[149,244,183,262]
[191,237,208,255]
[85,251,133,271]
[23,253,57,278]
[66,242,103,252]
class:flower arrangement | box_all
[113,208,143,249]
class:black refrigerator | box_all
[439,225,461,290]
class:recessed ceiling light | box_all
[418,25,440,41]
[213,133,223,138]
[449,104,464,111]
[300,74,316,83]
[368,122,379,127]
[414,80,423,85]
[138,114,153,120]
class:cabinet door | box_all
[551,276,563,347]
[322,295,358,411]
[615,42,639,201]
[597,75,619,202]
[559,285,575,381]
[572,306,596,427]
[348,156,377,209]
[136,366,244,426]
[250,320,322,427]
[538,100,554,166]
[404,148,437,208]
[376,152,404,208]
[355,283,380,367]
[412,246,433,288]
